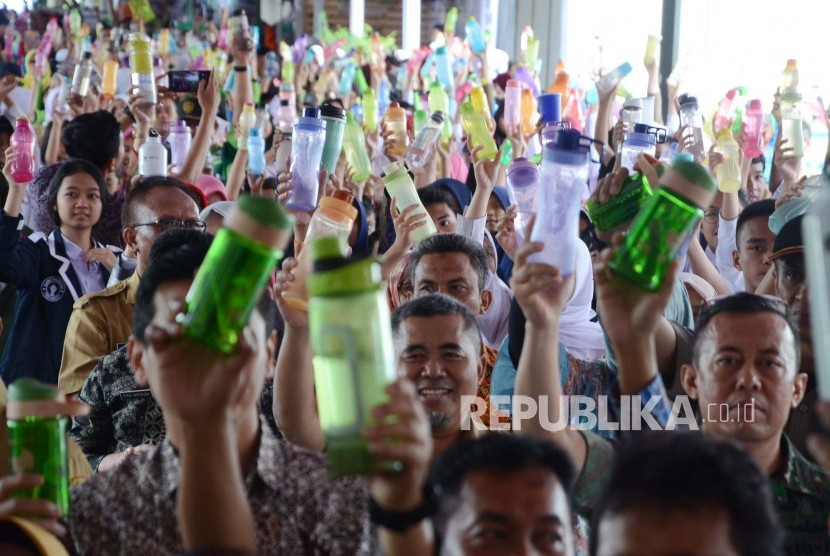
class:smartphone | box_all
[167,70,211,93]
[804,188,830,398]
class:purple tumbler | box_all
[506,157,540,244]
[287,107,327,211]
[168,120,191,174]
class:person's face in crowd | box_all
[395,313,482,432]
[485,195,505,234]
[681,311,805,445]
[426,202,458,233]
[54,171,103,232]
[442,466,574,556]
[124,187,201,272]
[0,130,11,165]
[595,505,738,556]
[413,251,492,315]
[365,206,376,235]
[155,97,178,138]
[482,238,497,275]
[732,216,775,292]
[701,206,719,250]
[745,162,767,203]
[774,255,812,374]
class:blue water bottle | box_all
[247,128,266,177]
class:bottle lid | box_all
[622,97,642,110]
[320,101,346,121]
[302,107,321,119]
[148,128,160,140]
[386,101,404,116]
[249,128,261,138]
[319,191,358,221]
[83,51,92,60]
[308,236,381,296]
[429,111,446,124]
[545,129,590,165]
[678,94,698,109]
[786,59,797,69]
[508,157,538,174]
[280,99,290,106]
[236,195,293,230]
[381,159,412,181]
[506,78,520,88]
[15,116,29,123]
[436,45,448,55]
[8,377,59,402]
[748,99,762,111]
[244,101,255,110]
[670,158,716,193]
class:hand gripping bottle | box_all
[383,101,409,155]
[742,99,765,158]
[506,157,540,244]
[319,101,347,175]
[343,112,372,182]
[283,190,358,312]
[769,171,830,234]
[168,120,191,174]
[363,88,378,132]
[528,129,590,275]
[247,128,266,177]
[287,107,327,211]
[308,235,398,477]
[585,170,654,234]
[714,128,741,193]
[71,52,93,97]
[180,196,292,353]
[101,59,119,99]
[139,129,168,177]
[381,160,437,243]
[428,81,452,141]
[10,117,35,183]
[7,379,70,516]
[406,111,446,169]
[504,79,522,131]
[596,62,632,97]
[129,33,157,107]
[678,94,705,162]
[610,157,717,291]
[460,101,497,160]
[619,123,664,172]
[779,59,804,158]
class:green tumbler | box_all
[609,158,716,291]
[585,172,653,234]
[180,196,293,353]
[6,378,70,516]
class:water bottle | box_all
[338,60,357,97]
[742,99,765,158]
[525,37,540,71]
[506,157,540,244]
[435,45,454,89]
[610,158,717,290]
[158,28,170,56]
[10,117,35,183]
[678,94,705,162]
[180,196,293,353]
[308,235,398,477]
[585,171,654,234]
[350,98,364,124]
[714,129,741,193]
[287,107,327,211]
[319,101,347,175]
[384,101,409,156]
[465,17,485,53]
[644,35,661,66]
[619,123,662,172]
[521,88,538,135]
[56,75,71,113]
[769,172,829,234]
[528,129,590,275]
[470,85,491,124]
[278,98,295,133]
[343,112,372,182]
[129,33,157,107]
[283,191,358,312]
[713,88,738,135]
[363,88,378,131]
[460,101,497,160]
[428,82,452,141]
[381,160,437,243]
[247,128,266,177]
[445,6,459,36]
[101,59,119,99]
[779,60,804,158]
[35,17,58,75]
[620,97,642,133]
[596,62,632,97]
[504,79,522,131]
[71,52,93,98]
[6,379,70,516]
[238,102,257,142]
[406,111,445,169]
[168,120,191,174]
[139,129,168,177]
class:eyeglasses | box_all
[703,209,719,222]
[132,218,207,232]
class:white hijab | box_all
[558,240,606,360]
[478,231,513,349]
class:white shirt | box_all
[716,215,745,293]
[62,235,107,295]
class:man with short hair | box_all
[57,176,202,395]
[591,432,785,556]
[729,199,777,292]
[745,154,770,203]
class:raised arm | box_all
[174,71,220,185]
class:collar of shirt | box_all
[771,435,830,499]
[62,234,106,294]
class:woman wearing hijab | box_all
[478,231,512,349]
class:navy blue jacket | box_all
[0,213,109,385]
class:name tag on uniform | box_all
[118,389,152,401]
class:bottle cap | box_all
[249,128,261,138]
[302,107,321,119]
[83,51,92,60]
[244,102,255,110]
[786,59,797,69]
[507,157,538,173]
[308,236,381,296]
[622,97,643,110]
[748,99,762,111]
[429,111,446,124]
[320,101,346,121]
[236,195,293,230]
[545,128,590,166]
[506,79,520,88]
[381,159,412,181]
[678,94,698,109]
[319,190,358,221]
[669,158,716,194]
[148,128,160,139]
[8,377,59,402]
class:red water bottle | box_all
[10,117,35,183]
[741,99,765,158]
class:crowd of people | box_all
[0,2,829,555]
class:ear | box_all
[127,335,148,387]
[680,363,700,399]
[732,249,742,271]
[264,331,278,380]
[791,372,808,408]
[123,226,138,251]
[479,289,492,315]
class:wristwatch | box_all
[368,483,440,533]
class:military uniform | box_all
[58,272,139,394]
